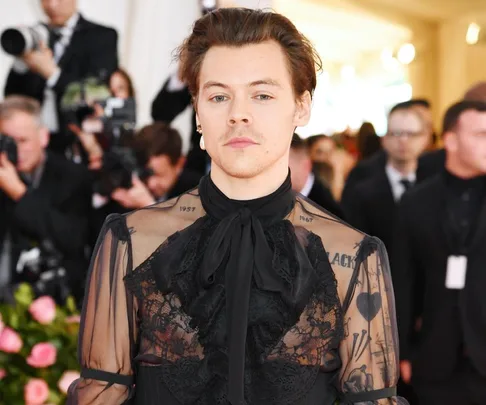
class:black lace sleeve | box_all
[67,214,137,405]
[338,236,409,404]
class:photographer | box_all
[111,122,201,209]
[0,96,92,306]
[3,0,118,157]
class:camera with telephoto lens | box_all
[0,24,49,56]
[0,133,18,165]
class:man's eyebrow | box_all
[202,78,282,91]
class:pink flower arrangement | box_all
[58,370,81,394]
[26,342,57,368]
[0,284,80,402]
[24,378,49,405]
[29,296,57,324]
[0,327,23,353]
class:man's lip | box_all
[225,137,258,146]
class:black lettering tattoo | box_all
[324,251,355,269]
[180,206,196,212]
[299,215,313,223]
[356,292,382,322]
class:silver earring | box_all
[199,135,205,150]
[197,124,202,134]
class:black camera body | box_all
[0,133,18,165]
[94,145,153,196]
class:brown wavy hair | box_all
[176,7,321,102]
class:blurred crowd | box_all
[1,1,486,404]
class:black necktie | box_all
[199,172,295,405]
[48,29,62,51]
[400,179,413,191]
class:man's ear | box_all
[175,156,186,174]
[443,131,457,153]
[293,91,312,128]
[39,126,50,148]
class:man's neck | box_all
[445,157,482,180]
[210,159,289,200]
[387,159,417,177]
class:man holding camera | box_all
[3,0,118,157]
[0,96,92,306]
[109,122,201,210]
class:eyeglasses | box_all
[387,130,425,138]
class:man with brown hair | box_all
[69,8,406,405]
[109,122,201,209]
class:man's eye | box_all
[256,94,272,101]
[211,95,227,103]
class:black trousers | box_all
[413,357,486,405]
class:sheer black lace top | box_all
[67,174,408,405]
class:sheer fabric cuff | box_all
[81,368,134,386]
[340,386,396,403]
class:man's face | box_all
[309,137,335,164]
[445,110,486,175]
[41,0,77,27]
[383,110,429,164]
[0,112,48,173]
[146,155,182,199]
[289,148,312,192]
[195,40,311,180]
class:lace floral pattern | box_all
[123,217,343,404]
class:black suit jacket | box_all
[341,168,395,252]
[393,173,486,380]
[307,177,345,219]
[0,153,92,303]
[4,15,118,152]
[341,148,446,204]
[151,79,209,176]
[341,149,387,202]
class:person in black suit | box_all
[0,96,92,306]
[342,103,430,253]
[341,99,441,202]
[394,100,486,405]
[108,122,201,211]
[151,70,209,176]
[4,0,118,156]
[289,133,345,219]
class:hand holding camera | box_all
[0,152,26,201]
[22,40,58,80]
[111,174,155,209]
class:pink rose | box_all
[0,368,6,379]
[24,378,49,405]
[29,296,56,324]
[0,327,23,353]
[0,313,4,334]
[58,370,80,394]
[26,342,57,368]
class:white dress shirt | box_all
[300,172,315,197]
[385,163,416,202]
